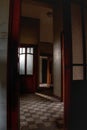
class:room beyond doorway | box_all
[19,0,64,130]
[39,56,53,88]
[7,0,68,129]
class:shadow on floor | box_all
[36,87,53,97]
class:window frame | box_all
[18,45,34,76]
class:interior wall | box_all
[84,7,87,79]
[19,17,40,44]
[21,1,63,97]
[40,14,53,43]
[0,0,9,129]
[53,3,63,97]
[39,42,53,55]
[21,1,53,43]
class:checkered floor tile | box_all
[20,93,64,130]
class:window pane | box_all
[19,54,25,74]
[20,48,25,54]
[27,48,30,53]
[27,48,33,54]
[73,66,83,80]
[27,54,33,75]
[23,48,25,53]
[31,48,33,54]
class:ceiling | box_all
[22,0,87,6]
[21,0,53,21]
[22,0,57,4]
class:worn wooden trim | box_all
[63,0,72,129]
[80,3,87,80]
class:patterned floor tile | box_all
[20,93,64,130]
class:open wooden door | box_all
[7,0,40,129]
[63,0,72,129]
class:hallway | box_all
[20,93,64,130]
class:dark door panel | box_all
[42,59,47,83]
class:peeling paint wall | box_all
[0,0,9,129]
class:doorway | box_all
[18,46,38,93]
[19,0,64,130]
[37,55,53,97]
[39,56,48,87]
[40,56,48,84]
[7,1,71,128]
[39,56,53,87]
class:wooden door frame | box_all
[61,31,65,102]
[63,0,72,129]
[18,44,39,93]
[7,0,20,129]
[7,0,72,130]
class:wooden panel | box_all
[63,0,72,129]
[71,4,83,64]
[20,76,35,93]
[7,0,20,130]
[69,81,87,129]
[61,32,65,102]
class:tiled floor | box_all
[20,93,64,130]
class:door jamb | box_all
[7,0,72,130]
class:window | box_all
[18,47,34,75]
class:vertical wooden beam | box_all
[63,0,72,129]
[7,0,20,129]
[61,31,65,102]
[47,57,50,86]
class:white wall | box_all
[53,4,63,97]
[21,2,53,43]
[0,0,9,129]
